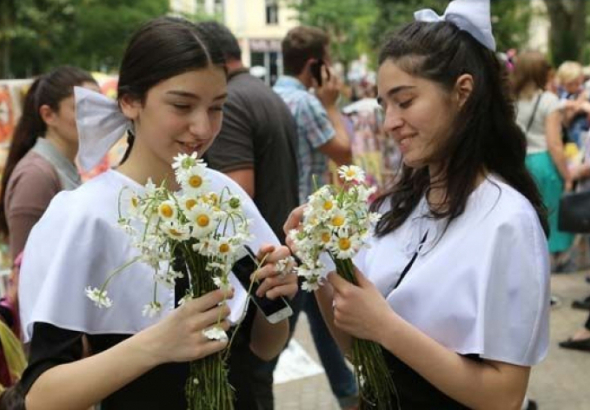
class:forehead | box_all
[377,60,420,98]
[148,67,227,98]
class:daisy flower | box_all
[142,301,162,318]
[85,287,113,308]
[338,165,366,184]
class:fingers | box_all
[283,205,307,236]
[196,339,228,358]
[257,244,276,261]
[256,273,298,299]
[188,288,233,313]
[194,303,231,330]
[327,271,352,293]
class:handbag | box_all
[558,190,590,233]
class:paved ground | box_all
[274,271,590,410]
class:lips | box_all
[177,141,204,155]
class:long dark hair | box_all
[117,17,227,163]
[372,21,548,237]
[0,66,96,238]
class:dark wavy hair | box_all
[0,66,96,238]
[117,16,227,163]
[372,21,548,237]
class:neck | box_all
[294,71,312,89]
[44,132,77,162]
[117,139,179,191]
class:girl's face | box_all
[377,59,460,171]
[44,81,100,148]
[124,66,227,167]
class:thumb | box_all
[353,266,371,287]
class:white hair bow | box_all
[414,0,496,51]
[74,86,131,171]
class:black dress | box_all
[19,258,261,410]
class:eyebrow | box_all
[166,90,228,101]
[386,85,416,98]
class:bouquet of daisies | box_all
[86,153,252,410]
[289,165,397,410]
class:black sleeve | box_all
[19,322,84,395]
[205,92,255,173]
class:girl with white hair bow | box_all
[285,1,549,409]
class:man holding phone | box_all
[274,26,357,410]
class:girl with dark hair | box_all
[0,66,98,261]
[512,51,574,272]
[285,1,549,408]
[14,17,297,410]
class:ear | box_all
[119,94,141,121]
[39,105,56,126]
[454,74,474,108]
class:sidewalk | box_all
[274,271,590,409]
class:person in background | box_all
[556,61,590,147]
[273,26,357,409]
[512,51,574,272]
[0,66,99,261]
[196,21,301,409]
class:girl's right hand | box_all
[137,289,233,366]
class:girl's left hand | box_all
[328,267,395,343]
[252,244,299,301]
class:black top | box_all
[204,69,300,243]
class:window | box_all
[266,0,279,25]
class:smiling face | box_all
[377,59,459,171]
[122,66,227,169]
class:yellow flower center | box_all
[323,201,333,211]
[332,215,345,227]
[169,229,182,237]
[321,232,331,243]
[131,197,139,208]
[189,175,203,188]
[160,204,174,218]
[185,199,197,210]
[196,215,210,227]
[346,170,356,178]
[219,243,230,253]
[208,193,218,204]
[338,238,351,251]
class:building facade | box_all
[170,0,299,85]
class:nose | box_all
[188,110,212,140]
[382,106,404,133]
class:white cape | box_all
[354,176,550,366]
[19,169,280,342]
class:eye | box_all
[172,103,191,111]
[399,99,413,109]
[209,106,224,112]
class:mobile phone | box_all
[310,59,330,87]
[232,245,293,324]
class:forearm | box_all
[378,311,528,410]
[26,333,159,410]
[325,107,352,165]
[547,142,570,181]
[314,285,352,354]
[249,310,289,361]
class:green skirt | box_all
[526,151,574,253]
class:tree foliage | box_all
[1,0,169,78]
[372,0,532,54]
[543,0,586,65]
[288,0,378,77]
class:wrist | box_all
[128,327,167,369]
[375,308,400,347]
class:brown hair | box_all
[281,26,329,76]
[511,51,552,97]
